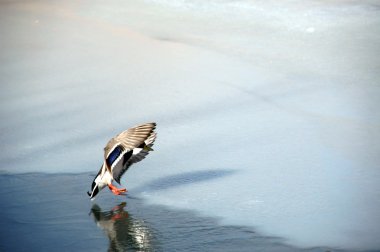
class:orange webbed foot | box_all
[108,184,128,196]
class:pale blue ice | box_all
[0,0,379,250]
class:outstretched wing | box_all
[113,132,156,184]
[103,122,156,183]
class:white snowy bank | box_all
[0,0,379,250]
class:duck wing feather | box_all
[103,122,156,183]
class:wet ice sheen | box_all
[0,0,379,250]
[0,173,354,251]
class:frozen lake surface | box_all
[1,0,379,250]
[0,173,363,251]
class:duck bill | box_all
[88,185,99,199]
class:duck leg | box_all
[108,183,127,195]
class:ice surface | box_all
[0,173,342,252]
[0,0,379,250]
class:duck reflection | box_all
[90,202,155,252]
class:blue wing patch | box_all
[106,145,123,167]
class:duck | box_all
[87,122,157,199]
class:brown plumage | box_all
[87,122,157,199]
[104,123,156,161]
